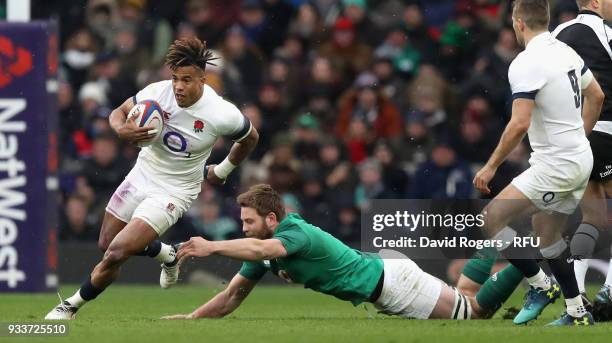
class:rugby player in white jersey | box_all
[472,0,604,326]
[45,37,259,320]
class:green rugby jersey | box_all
[239,213,383,305]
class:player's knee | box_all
[480,207,503,236]
[102,246,129,267]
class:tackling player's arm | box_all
[162,273,258,319]
[177,236,287,262]
[109,97,156,144]
[580,74,604,135]
[474,99,533,194]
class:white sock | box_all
[566,295,587,317]
[155,243,176,264]
[574,259,589,293]
[605,256,612,288]
[66,290,87,308]
[526,269,551,290]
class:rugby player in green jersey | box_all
[163,184,513,320]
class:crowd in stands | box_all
[33,0,584,243]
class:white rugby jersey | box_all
[132,81,251,195]
[508,32,594,162]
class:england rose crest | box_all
[194,120,204,133]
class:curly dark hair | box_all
[165,37,217,72]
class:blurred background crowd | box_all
[26,0,587,244]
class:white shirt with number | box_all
[133,81,251,196]
[508,32,594,164]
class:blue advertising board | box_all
[0,21,58,292]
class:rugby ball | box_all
[127,100,164,147]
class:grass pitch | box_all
[2,284,612,342]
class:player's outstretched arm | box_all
[177,236,288,262]
[162,273,258,319]
[474,99,532,194]
[109,97,157,144]
[207,127,259,185]
[581,77,604,135]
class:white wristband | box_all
[213,157,237,179]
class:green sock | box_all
[476,264,524,316]
[462,247,499,285]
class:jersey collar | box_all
[275,213,301,232]
[578,10,602,19]
[526,31,552,50]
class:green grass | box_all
[2,284,612,342]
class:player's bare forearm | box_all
[581,79,604,135]
[228,127,259,165]
[189,290,240,318]
[109,97,135,133]
[177,237,287,262]
[187,274,257,319]
[210,238,287,261]
[485,99,532,169]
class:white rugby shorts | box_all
[105,162,198,236]
[374,256,442,319]
[511,149,593,215]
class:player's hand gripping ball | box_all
[126,100,164,147]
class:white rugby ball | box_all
[127,99,164,147]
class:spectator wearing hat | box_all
[86,0,120,50]
[397,110,434,170]
[287,2,325,44]
[293,113,321,162]
[407,138,473,199]
[335,73,403,154]
[437,10,483,82]
[79,82,108,118]
[374,22,421,78]
[399,2,438,63]
[341,0,385,47]
[404,64,449,132]
[371,55,406,107]
[454,96,502,164]
[317,16,373,84]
